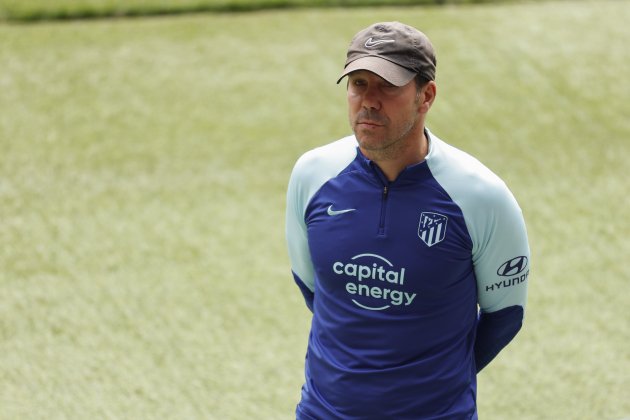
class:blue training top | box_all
[286,129,530,419]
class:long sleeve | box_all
[469,179,530,372]
[285,136,359,312]
[286,157,316,311]
[426,133,530,372]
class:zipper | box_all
[378,185,389,236]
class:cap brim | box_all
[336,56,416,87]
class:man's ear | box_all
[418,81,437,114]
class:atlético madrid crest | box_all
[418,212,448,247]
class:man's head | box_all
[338,22,438,171]
[337,22,436,87]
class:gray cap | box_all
[337,21,436,87]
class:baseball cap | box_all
[337,21,436,87]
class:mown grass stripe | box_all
[1,0,519,22]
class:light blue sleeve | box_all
[462,169,530,371]
[426,131,530,371]
[285,136,359,306]
[286,155,317,295]
[468,180,530,314]
[426,132,530,314]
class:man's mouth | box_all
[357,120,383,127]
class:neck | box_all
[362,129,429,182]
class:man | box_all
[286,21,530,419]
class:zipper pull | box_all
[383,186,389,198]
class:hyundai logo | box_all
[497,256,528,277]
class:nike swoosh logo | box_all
[364,37,395,48]
[327,205,356,216]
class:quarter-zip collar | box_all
[353,129,435,187]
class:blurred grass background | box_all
[1,0,629,419]
[1,0,516,21]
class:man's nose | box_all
[361,86,381,110]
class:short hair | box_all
[415,74,432,90]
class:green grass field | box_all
[0,0,501,21]
[1,0,629,418]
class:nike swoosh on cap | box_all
[364,37,396,48]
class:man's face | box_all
[347,70,422,155]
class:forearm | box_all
[474,305,524,372]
